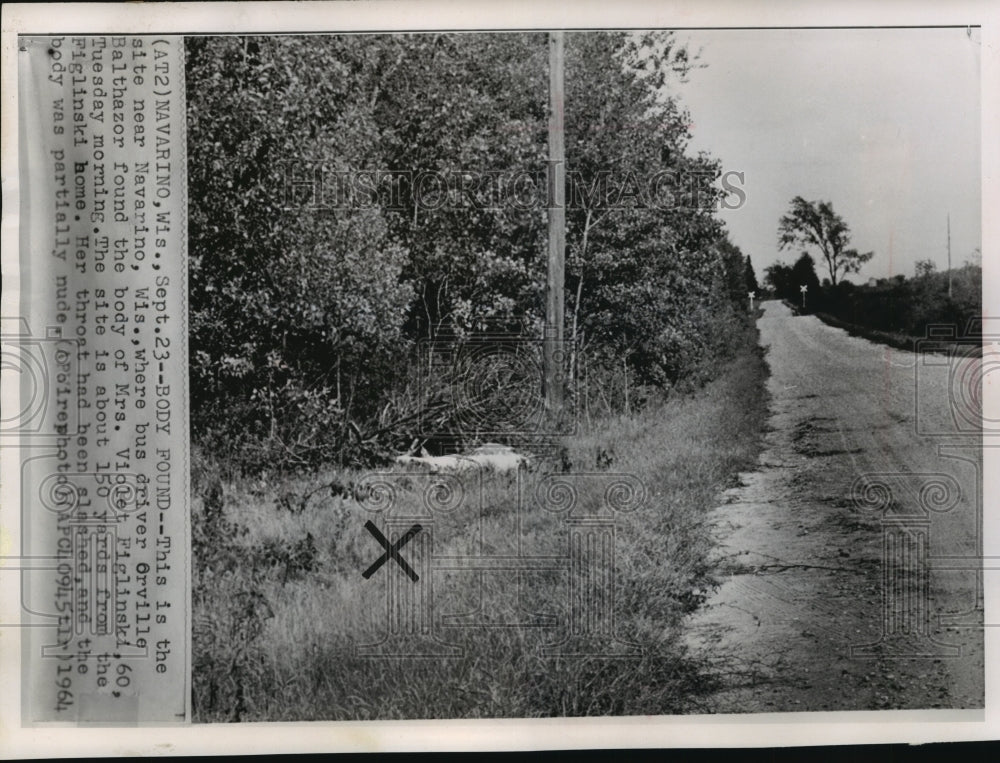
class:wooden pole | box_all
[947,213,953,298]
[545,31,566,423]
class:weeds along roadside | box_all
[191,322,771,721]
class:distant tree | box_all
[915,259,937,278]
[764,262,794,301]
[745,255,759,294]
[791,252,821,306]
[778,196,873,285]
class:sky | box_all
[672,27,982,284]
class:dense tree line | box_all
[765,252,821,306]
[766,197,980,337]
[816,266,981,338]
[766,251,980,340]
[186,33,756,471]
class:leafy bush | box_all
[819,265,981,338]
[187,33,760,473]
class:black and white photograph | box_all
[185,26,983,720]
[2,0,998,754]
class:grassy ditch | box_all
[812,310,983,356]
[191,330,771,721]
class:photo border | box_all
[1,0,997,754]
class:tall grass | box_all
[191,330,770,721]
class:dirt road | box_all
[684,300,984,712]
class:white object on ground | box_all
[394,443,529,474]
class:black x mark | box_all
[362,520,422,582]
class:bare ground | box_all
[683,300,984,712]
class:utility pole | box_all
[544,31,566,424]
[947,213,953,298]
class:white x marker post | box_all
[748,291,756,312]
[800,284,808,310]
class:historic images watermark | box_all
[850,470,966,659]
[914,319,997,438]
[845,320,993,660]
[354,318,641,658]
[0,317,82,442]
[354,467,648,659]
[416,331,576,441]
[279,163,747,212]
